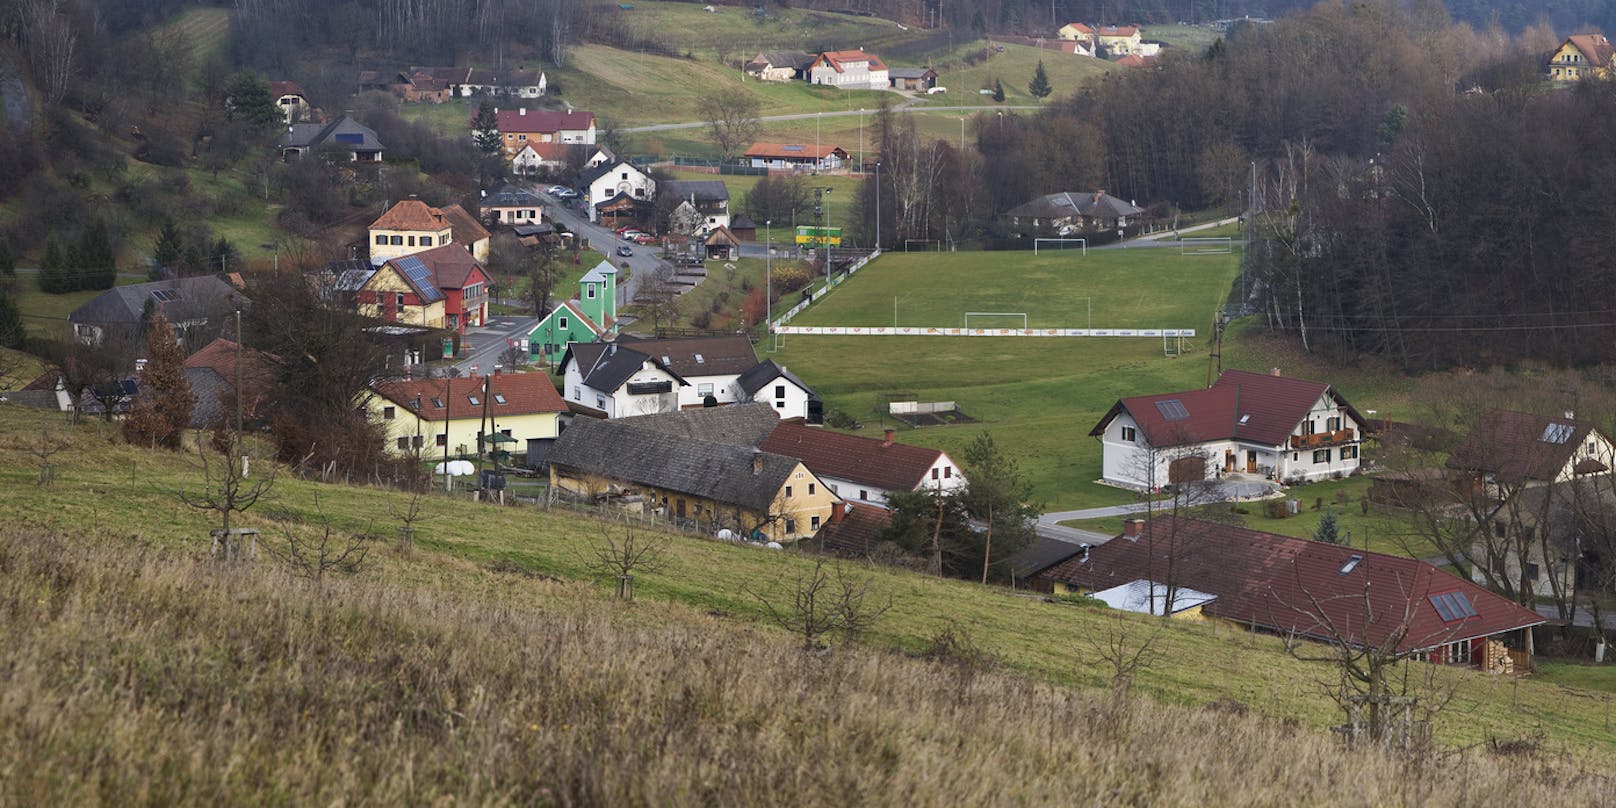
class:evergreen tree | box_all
[77,219,116,291]
[0,286,25,349]
[153,219,183,279]
[472,100,503,155]
[1313,509,1345,545]
[992,79,1005,103]
[211,238,238,274]
[1029,61,1052,100]
[122,311,196,449]
[38,234,71,294]
[224,71,282,130]
[958,431,1040,583]
[0,238,14,277]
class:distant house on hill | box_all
[269,80,313,123]
[745,50,816,81]
[279,115,384,162]
[491,108,597,158]
[1445,409,1616,490]
[70,275,243,349]
[759,421,962,507]
[660,179,731,231]
[183,338,280,430]
[888,67,937,91]
[1002,190,1145,236]
[482,183,545,226]
[1548,34,1616,81]
[368,371,566,458]
[745,142,848,172]
[580,159,656,224]
[808,49,890,90]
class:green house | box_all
[529,262,617,363]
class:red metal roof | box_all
[491,109,595,134]
[1090,369,1364,448]
[744,142,849,160]
[812,49,887,73]
[759,422,946,492]
[372,372,565,421]
[1037,516,1544,653]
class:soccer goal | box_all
[963,312,1028,330]
[1034,237,1087,255]
[904,239,941,252]
[1179,237,1233,255]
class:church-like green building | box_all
[529,261,618,364]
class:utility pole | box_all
[765,219,773,342]
[875,161,881,250]
[234,310,245,478]
[443,376,452,492]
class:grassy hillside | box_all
[1,405,1615,803]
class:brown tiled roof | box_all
[1062,22,1094,34]
[1567,34,1615,67]
[759,421,946,492]
[372,372,565,421]
[813,49,887,72]
[1037,516,1544,653]
[1089,369,1365,449]
[1097,25,1140,37]
[183,338,280,387]
[816,504,892,557]
[401,242,488,290]
[1445,409,1605,484]
[1115,54,1160,69]
[269,80,305,98]
[441,204,490,245]
[492,109,594,134]
[370,199,448,232]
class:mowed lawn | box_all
[771,248,1240,509]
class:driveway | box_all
[1037,477,1281,546]
[453,314,540,376]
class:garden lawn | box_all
[667,169,865,233]
[771,248,1240,509]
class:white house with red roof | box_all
[760,422,964,507]
[269,80,312,123]
[745,142,848,172]
[807,49,889,90]
[1090,369,1368,490]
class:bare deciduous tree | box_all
[586,521,668,600]
[175,440,274,536]
[15,430,71,487]
[1085,611,1164,697]
[747,556,890,651]
[270,498,369,586]
[696,88,762,162]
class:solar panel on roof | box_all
[335,132,364,144]
[1542,423,1575,444]
[392,256,445,303]
[1155,399,1190,421]
[782,145,804,152]
[1429,591,1478,622]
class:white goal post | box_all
[963,312,1028,329]
[1034,237,1087,255]
[1179,237,1233,255]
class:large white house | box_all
[807,49,890,90]
[559,336,820,421]
[579,159,656,223]
[1090,369,1368,489]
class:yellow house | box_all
[369,198,455,264]
[546,416,841,543]
[1548,34,1615,81]
[368,372,568,457]
[1058,22,1094,43]
[1096,25,1143,56]
[355,260,446,329]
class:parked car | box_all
[634,234,659,245]
[619,229,645,240]
[547,185,568,195]
[927,86,947,95]
[615,245,634,257]
[555,188,579,199]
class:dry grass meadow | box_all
[2,405,1616,803]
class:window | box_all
[1590,441,1599,456]
[494,394,507,405]
[944,467,952,478]
[785,518,796,534]
[1444,639,1472,665]
[620,172,628,180]
[436,434,447,447]
[407,236,416,247]
[1312,448,1331,464]
[1326,416,1341,431]
[1121,426,1137,443]
[698,383,714,397]
[572,387,580,400]
[383,406,396,420]
[775,401,785,408]
[586,285,596,299]
[558,316,569,330]
[1525,563,1541,582]
[931,468,940,480]
[1340,445,1358,460]
[396,293,406,307]
[391,236,403,245]
[468,396,480,406]
[422,236,434,246]
[1429,591,1478,622]
[375,235,386,245]
[785,485,793,498]
[518,134,527,141]
[595,394,606,409]
[1339,555,1363,574]
[1302,420,1317,435]
[810,515,821,530]
[397,437,410,450]
[412,435,424,448]
[775,384,786,399]
[859,490,868,500]
[808,483,816,495]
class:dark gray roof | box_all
[736,359,818,399]
[888,67,937,79]
[281,115,384,154]
[484,183,545,208]
[325,258,376,292]
[512,223,555,237]
[749,50,816,70]
[548,417,802,511]
[564,342,686,394]
[613,334,760,376]
[617,402,781,446]
[0,390,61,410]
[660,180,729,204]
[69,275,242,328]
[730,213,757,230]
[1009,536,1088,581]
[1005,191,1144,221]
[185,366,230,429]
[578,159,634,189]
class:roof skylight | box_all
[1155,399,1190,421]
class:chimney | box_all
[752,449,764,476]
[134,358,148,374]
[831,501,848,523]
[1076,543,1090,563]
[1566,410,1577,421]
[1269,367,1282,377]
[882,428,895,447]
[1122,518,1145,539]
[519,107,527,116]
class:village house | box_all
[808,49,890,90]
[368,198,453,264]
[492,108,597,159]
[1095,25,1145,56]
[1002,191,1145,235]
[1034,516,1546,672]
[1547,34,1615,81]
[357,68,453,102]
[269,81,313,123]
[453,67,547,98]
[481,183,545,226]
[734,359,820,422]
[580,159,656,224]
[279,115,384,163]
[744,50,816,81]
[528,263,618,364]
[1447,409,1616,492]
[745,142,848,172]
[353,254,447,329]
[182,337,280,430]
[660,179,731,231]
[888,67,938,92]
[559,334,775,417]
[1090,368,1368,489]
[547,416,840,543]
[759,421,964,507]
[368,371,566,459]
[510,141,569,175]
[1058,22,1095,43]
[70,275,243,349]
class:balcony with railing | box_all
[1290,428,1357,449]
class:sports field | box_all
[770,247,1243,509]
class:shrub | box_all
[691,310,712,329]
[770,264,811,293]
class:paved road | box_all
[1036,476,1281,546]
[454,313,540,376]
[532,186,662,308]
[622,104,1044,133]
